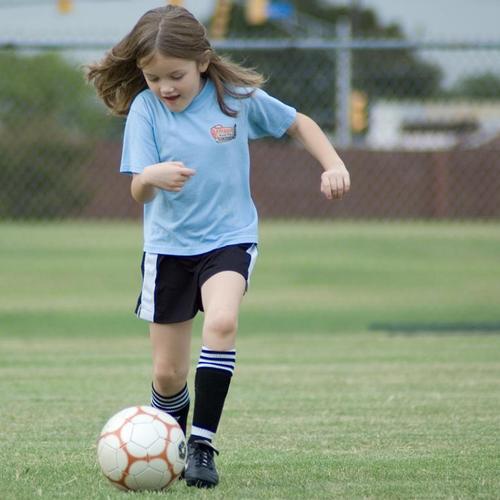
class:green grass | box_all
[1,221,500,499]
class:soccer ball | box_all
[97,406,186,491]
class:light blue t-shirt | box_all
[120,78,296,255]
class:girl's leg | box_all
[150,319,193,435]
[202,271,246,349]
[189,271,246,444]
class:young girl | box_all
[87,5,349,489]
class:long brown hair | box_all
[86,5,264,117]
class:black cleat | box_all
[184,439,219,488]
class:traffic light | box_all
[350,90,368,132]
[57,0,73,14]
[245,0,268,25]
[210,0,233,39]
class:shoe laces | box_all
[191,440,219,468]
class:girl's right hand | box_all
[142,161,196,192]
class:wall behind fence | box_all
[82,140,500,219]
[1,39,499,220]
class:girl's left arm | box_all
[287,112,350,200]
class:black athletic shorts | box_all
[135,243,258,324]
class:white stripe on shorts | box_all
[137,252,158,322]
[246,244,258,288]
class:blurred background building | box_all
[0,0,499,219]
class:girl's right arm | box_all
[130,162,196,204]
[131,173,157,204]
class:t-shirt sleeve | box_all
[247,88,297,140]
[120,97,160,175]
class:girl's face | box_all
[140,52,209,112]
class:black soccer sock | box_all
[189,346,236,443]
[151,383,190,436]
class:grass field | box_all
[1,221,499,499]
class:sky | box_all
[0,0,499,41]
[0,1,217,41]
[0,1,498,86]
[323,0,500,41]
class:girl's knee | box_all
[203,310,238,339]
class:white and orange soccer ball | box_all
[97,406,186,491]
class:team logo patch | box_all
[210,124,237,143]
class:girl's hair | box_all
[86,5,264,117]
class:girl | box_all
[87,5,350,489]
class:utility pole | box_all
[335,17,352,148]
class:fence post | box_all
[335,17,352,148]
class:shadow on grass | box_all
[370,322,500,335]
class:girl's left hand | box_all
[321,165,351,200]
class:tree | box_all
[219,1,442,127]
[450,73,500,99]
[0,51,121,219]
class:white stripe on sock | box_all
[196,363,235,374]
[199,347,236,357]
[152,384,189,403]
[200,351,235,359]
[190,425,215,441]
[197,347,236,374]
[151,384,190,412]
[152,393,190,412]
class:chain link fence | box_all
[1,38,499,220]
